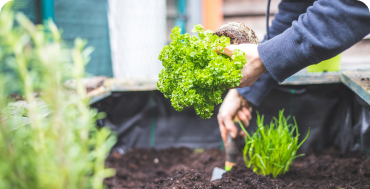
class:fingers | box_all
[215,45,237,57]
[217,89,250,147]
[239,130,246,138]
[219,109,252,146]
[238,107,252,128]
[222,46,235,57]
[237,109,248,126]
[224,118,238,138]
[218,119,228,148]
[218,114,238,149]
[241,107,252,121]
[238,112,249,128]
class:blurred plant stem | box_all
[0,5,116,189]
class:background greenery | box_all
[0,5,116,189]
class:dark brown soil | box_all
[104,147,370,189]
[104,148,224,188]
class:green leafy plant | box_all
[239,110,310,178]
[157,24,247,119]
[0,6,116,189]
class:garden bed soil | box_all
[104,147,370,189]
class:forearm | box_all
[259,0,370,82]
[237,72,278,106]
[235,0,314,104]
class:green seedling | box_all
[157,24,247,119]
[239,110,310,178]
[0,6,116,189]
[193,148,205,154]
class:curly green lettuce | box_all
[157,24,247,119]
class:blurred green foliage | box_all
[0,5,116,189]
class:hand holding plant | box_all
[218,44,267,88]
[157,24,247,119]
[217,89,252,146]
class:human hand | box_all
[217,44,267,88]
[217,89,252,147]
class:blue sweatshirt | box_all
[260,0,370,82]
[237,0,370,106]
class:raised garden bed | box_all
[104,147,370,189]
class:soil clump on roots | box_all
[104,147,370,189]
[213,22,259,45]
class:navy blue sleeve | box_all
[237,0,315,106]
[236,72,278,106]
[259,0,370,82]
[264,0,316,41]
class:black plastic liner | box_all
[92,91,222,154]
[91,83,370,157]
[246,84,363,154]
[355,95,370,158]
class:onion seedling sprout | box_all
[239,110,310,178]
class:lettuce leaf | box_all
[157,24,246,119]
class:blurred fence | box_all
[13,0,38,23]
[13,0,191,80]
[54,0,113,77]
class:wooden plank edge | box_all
[88,82,112,105]
[87,79,159,104]
[89,91,112,105]
[281,72,341,85]
[106,79,157,92]
[341,72,370,105]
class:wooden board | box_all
[88,87,112,105]
[282,62,370,85]
[282,70,342,85]
[108,79,158,92]
[88,68,370,104]
[341,71,370,104]
[88,79,158,105]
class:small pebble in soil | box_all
[154,158,159,164]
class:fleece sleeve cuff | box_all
[236,72,278,106]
